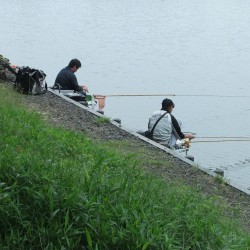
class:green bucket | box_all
[85,95,93,101]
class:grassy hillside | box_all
[0,84,249,249]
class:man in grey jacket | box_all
[148,98,195,148]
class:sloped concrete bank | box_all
[2,81,250,232]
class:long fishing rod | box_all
[102,94,250,98]
[192,139,250,143]
[104,94,175,97]
[196,136,250,139]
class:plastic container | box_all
[93,95,106,110]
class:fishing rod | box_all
[192,139,250,143]
[196,136,250,139]
[102,94,250,98]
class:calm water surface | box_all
[1,0,250,193]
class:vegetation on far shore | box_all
[0,83,249,249]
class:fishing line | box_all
[192,139,250,143]
[103,94,250,98]
[196,136,250,139]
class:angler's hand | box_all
[80,85,89,93]
[185,134,195,140]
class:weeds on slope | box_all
[0,84,249,249]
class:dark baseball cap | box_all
[162,98,174,108]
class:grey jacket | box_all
[148,110,173,144]
[148,110,184,146]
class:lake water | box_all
[1,0,250,193]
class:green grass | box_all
[95,116,111,124]
[0,83,249,249]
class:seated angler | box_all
[53,58,88,95]
[148,98,195,149]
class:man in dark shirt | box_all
[54,59,88,94]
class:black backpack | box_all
[14,66,47,94]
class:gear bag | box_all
[14,66,47,94]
